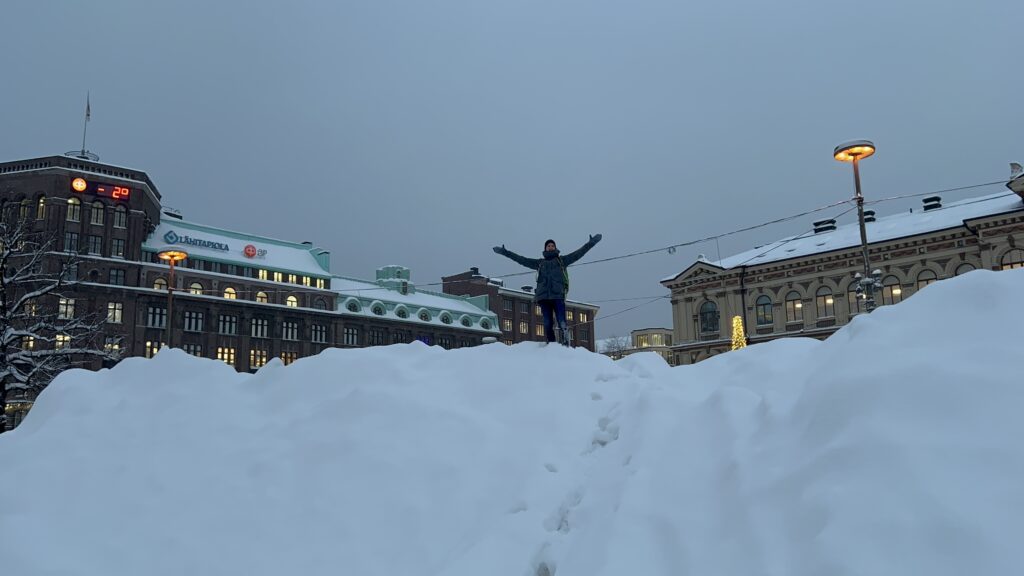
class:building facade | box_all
[598,328,675,364]
[661,184,1024,365]
[442,267,600,351]
[1,154,499,430]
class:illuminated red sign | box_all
[244,244,257,258]
[70,177,130,200]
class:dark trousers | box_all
[538,299,567,342]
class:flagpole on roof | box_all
[80,91,90,156]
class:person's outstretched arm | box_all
[560,234,602,266]
[493,245,541,270]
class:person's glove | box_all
[590,234,602,244]
[492,245,505,254]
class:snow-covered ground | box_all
[2,269,1023,576]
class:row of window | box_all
[699,265,990,334]
[148,252,330,290]
[65,232,126,258]
[65,198,128,227]
[142,306,331,342]
[150,277,329,310]
[501,299,591,323]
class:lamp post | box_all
[834,140,880,312]
[157,248,188,348]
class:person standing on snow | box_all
[492,235,602,345]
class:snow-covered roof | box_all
[144,219,331,278]
[664,192,1024,280]
[330,275,499,332]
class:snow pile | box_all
[2,269,1023,576]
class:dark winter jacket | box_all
[494,236,601,301]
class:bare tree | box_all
[601,335,632,360]
[0,203,122,431]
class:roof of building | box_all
[663,191,1024,282]
[143,217,331,278]
[495,284,600,310]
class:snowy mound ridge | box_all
[2,269,1023,576]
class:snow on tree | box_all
[0,203,122,431]
[601,335,632,359]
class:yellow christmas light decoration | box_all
[731,315,747,351]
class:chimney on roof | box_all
[813,218,837,234]
[922,196,942,211]
[864,210,876,223]
[470,267,479,275]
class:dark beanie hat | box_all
[544,239,556,247]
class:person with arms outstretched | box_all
[492,235,602,345]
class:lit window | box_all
[189,282,204,295]
[113,205,127,228]
[273,271,283,282]
[699,301,719,333]
[785,291,803,323]
[288,274,298,284]
[815,287,835,318]
[107,302,123,324]
[103,337,120,353]
[22,336,35,350]
[1000,249,1024,270]
[535,306,542,316]
[90,202,104,226]
[567,310,574,321]
[502,318,512,332]
[20,199,30,220]
[519,321,528,334]
[217,347,236,365]
[256,291,269,303]
[280,351,298,365]
[36,196,46,219]
[286,295,298,308]
[755,295,773,326]
[258,269,269,280]
[881,276,902,305]
[316,278,326,289]
[145,340,164,358]
[58,298,75,319]
[249,348,268,369]
[302,276,311,287]
[66,198,81,222]
[579,312,588,323]
[223,287,237,299]
[916,270,938,291]
[535,324,544,336]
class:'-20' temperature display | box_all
[70,177,131,200]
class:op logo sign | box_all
[243,244,268,259]
[162,229,230,252]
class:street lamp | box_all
[834,139,879,312]
[157,247,188,348]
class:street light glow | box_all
[157,249,188,263]
[833,140,876,162]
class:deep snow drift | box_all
[2,269,1023,576]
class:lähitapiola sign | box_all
[163,230,230,252]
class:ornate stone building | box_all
[661,180,1024,365]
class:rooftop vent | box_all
[469,267,480,275]
[487,278,504,287]
[162,207,183,220]
[813,218,837,234]
[521,286,533,293]
[864,210,876,223]
[923,196,942,211]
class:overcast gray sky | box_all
[2,0,1021,339]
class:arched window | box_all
[313,299,327,310]
[66,198,81,222]
[881,276,902,305]
[256,291,269,303]
[286,295,298,308]
[816,286,834,318]
[90,201,104,226]
[785,291,803,323]
[373,304,385,316]
[153,278,167,290]
[916,270,938,291]
[955,263,976,276]
[847,281,863,315]
[698,301,719,334]
[189,282,204,295]
[755,295,773,326]
[36,196,46,219]
[223,287,237,299]
[113,205,127,228]
[19,199,31,220]
[1001,249,1024,270]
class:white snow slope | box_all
[2,269,1023,576]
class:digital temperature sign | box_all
[70,177,130,200]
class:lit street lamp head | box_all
[834,139,876,162]
[157,248,188,263]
